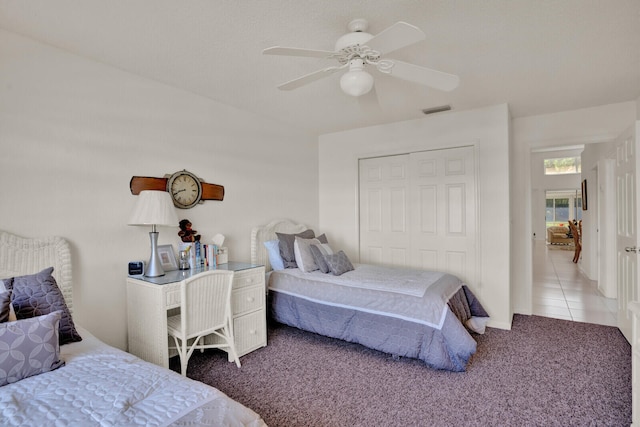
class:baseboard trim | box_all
[487,318,512,331]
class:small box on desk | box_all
[217,247,228,264]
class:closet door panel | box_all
[359,154,410,266]
[410,146,477,284]
[359,146,477,288]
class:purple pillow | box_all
[4,267,82,345]
[324,251,355,276]
[309,244,332,274]
[0,311,65,386]
[276,229,315,269]
[0,290,11,323]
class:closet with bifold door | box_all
[358,145,478,287]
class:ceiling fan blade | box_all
[366,22,426,55]
[386,59,460,91]
[263,46,336,58]
[277,66,342,90]
[358,84,382,115]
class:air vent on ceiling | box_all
[421,105,451,115]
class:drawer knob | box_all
[247,297,255,302]
[249,329,256,335]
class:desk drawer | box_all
[233,269,264,290]
[233,310,266,356]
[164,283,181,308]
[233,286,263,315]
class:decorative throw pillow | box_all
[276,229,315,269]
[294,237,322,273]
[263,240,285,271]
[5,267,82,345]
[0,290,11,323]
[0,311,65,386]
[309,243,334,274]
[324,251,355,276]
[316,234,329,244]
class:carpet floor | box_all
[174,315,631,427]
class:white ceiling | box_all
[1,0,639,135]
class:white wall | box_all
[511,102,637,315]
[0,30,319,350]
[530,148,583,241]
[318,104,512,330]
[581,141,616,282]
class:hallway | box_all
[532,240,617,326]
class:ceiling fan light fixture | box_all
[340,69,374,96]
[340,58,374,97]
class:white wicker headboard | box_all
[250,219,308,271]
[0,230,74,315]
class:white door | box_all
[409,146,477,284]
[359,146,477,285]
[359,154,411,266]
[616,122,640,343]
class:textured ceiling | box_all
[1,0,639,135]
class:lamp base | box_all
[144,231,165,277]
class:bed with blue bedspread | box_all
[251,219,489,372]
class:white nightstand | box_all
[126,262,266,368]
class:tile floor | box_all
[532,240,617,327]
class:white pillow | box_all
[263,240,285,271]
[294,237,321,272]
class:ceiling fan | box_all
[263,19,460,97]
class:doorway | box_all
[531,147,616,326]
[544,189,582,229]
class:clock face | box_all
[167,170,203,209]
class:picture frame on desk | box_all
[157,244,179,271]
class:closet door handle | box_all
[625,247,638,253]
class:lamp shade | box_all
[128,190,179,227]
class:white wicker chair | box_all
[167,270,240,376]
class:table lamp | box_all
[128,190,179,277]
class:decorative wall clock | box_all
[130,170,224,209]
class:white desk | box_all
[126,262,266,368]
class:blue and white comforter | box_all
[268,264,489,372]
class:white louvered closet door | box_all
[359,146,477,286]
